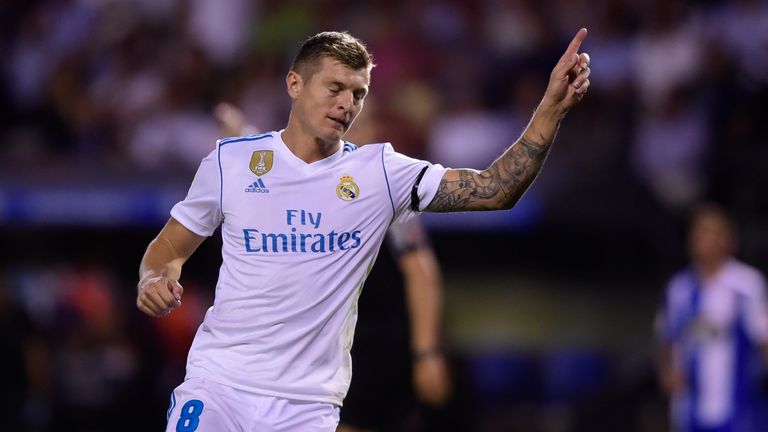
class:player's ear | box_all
[286,71,302,99]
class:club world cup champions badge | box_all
[336,175,360,201]
[249,150,273,176]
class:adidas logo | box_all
[245,178,270,193]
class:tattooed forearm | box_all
[496,136,549,198]
[426,136,551,212]
[427,169,501,212]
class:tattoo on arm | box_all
[426,137,550,212]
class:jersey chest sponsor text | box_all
[242,208,363,254]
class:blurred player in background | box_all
[656,204,768,432]
[215,101,452,431]
[137,29,590,431]
[337,218,451,432]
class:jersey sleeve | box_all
[386,215,431,258]
[743,270,768,344]
[170,148,222,237]
[380,143,448,221]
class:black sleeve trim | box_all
[410,166,430,211]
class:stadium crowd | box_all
[2,0,768,430]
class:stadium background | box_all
[1,0,768,430]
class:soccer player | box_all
[213,101,452,429]
[138,29,591,431]
[656,204,768,432]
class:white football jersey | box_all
[170,131,447,405]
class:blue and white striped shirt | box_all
[660,259,768,431]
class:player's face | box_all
[289,57,370,144]
[689,213,733,265]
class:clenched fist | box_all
[137,276,183,317]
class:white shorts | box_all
[165,378,340,432]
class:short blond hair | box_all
[291,31,375,79]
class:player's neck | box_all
[694,256,729,280]
[281,124,341,164]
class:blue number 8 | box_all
[176,399,204,432]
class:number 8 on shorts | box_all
[176,399,205,432]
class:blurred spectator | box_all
[482,0,546,58]
[585,1,635,95]
[426,45,513,169]
[234,54,290,134]
[630,0,703,110]
[631,86,709,213]
[88,23,167,153]
[427,98,514,170]
[51,264,142,431]
[0,270,49,431]
[712,0,768,89]
[185,0,256,66]
[126,44,219,172]
[6,5,64,112]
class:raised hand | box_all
[542,28,591,117]
[214,102,247,137]
[425,28,592,213]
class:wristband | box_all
[412,349,441,361]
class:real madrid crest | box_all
[336,175,360,201]
[249,150,274,176]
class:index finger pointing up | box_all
[560,28,588,64]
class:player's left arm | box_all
[426,28,590,212]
